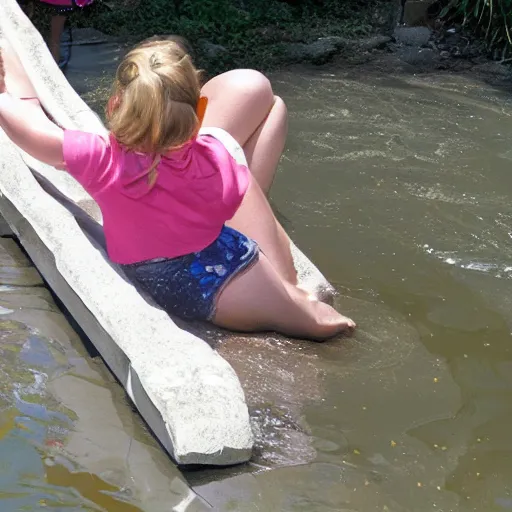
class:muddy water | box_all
[15,38,512,511]
[0,237,206,511]
[190,66,512,511]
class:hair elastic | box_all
[196,96,208,126]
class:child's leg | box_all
[214,251,355,340]
[226,176,298,286]
[201,70,285,196]
[50,14,66,63]
[201,70,303,289]
[242,95,287,195]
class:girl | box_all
[41,0,95,65]
[18,0,95,66]
[0,39,356,340]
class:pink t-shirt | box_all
[40,0,94,6]
[63,130,250,264]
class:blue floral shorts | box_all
[121,226,259,321]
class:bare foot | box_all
[297,282,337,305]
[308,300,356,341]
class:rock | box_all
[472,61,512,78]
[357,35,392,52]
[199,40,229,60]
[279,35,391,65]
[394,26,432,47]
[403,0,436,26]
[399,47,437,66]
[282,36,347,64]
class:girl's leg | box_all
[201,70,299,286]
[214,253,355,341]
[50,14,66,63]
[226,176,298,285]
[242,95,287,194]
[201,69,285,195]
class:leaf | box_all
[474,0,482,17]
[440,5,451,17]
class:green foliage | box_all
[440,0,512,58]
[68,0,384,73]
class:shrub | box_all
[440,0,512,59]
[69,0,383,71]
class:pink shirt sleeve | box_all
[63,130,116,196]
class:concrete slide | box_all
[0,0,335,466]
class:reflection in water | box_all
[45,464,142,511]
[0,238,205,511]
[0,316,143,510]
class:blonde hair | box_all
[106,38,202,180]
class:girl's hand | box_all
[0,48,6,94]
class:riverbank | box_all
[25,0,511,82]
[30,0,396,75]
[61,25,511,126]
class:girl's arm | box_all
[0,94,65,169]
[0,50,114,195]
[0,52,65,169]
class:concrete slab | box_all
[0,215,13,236]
